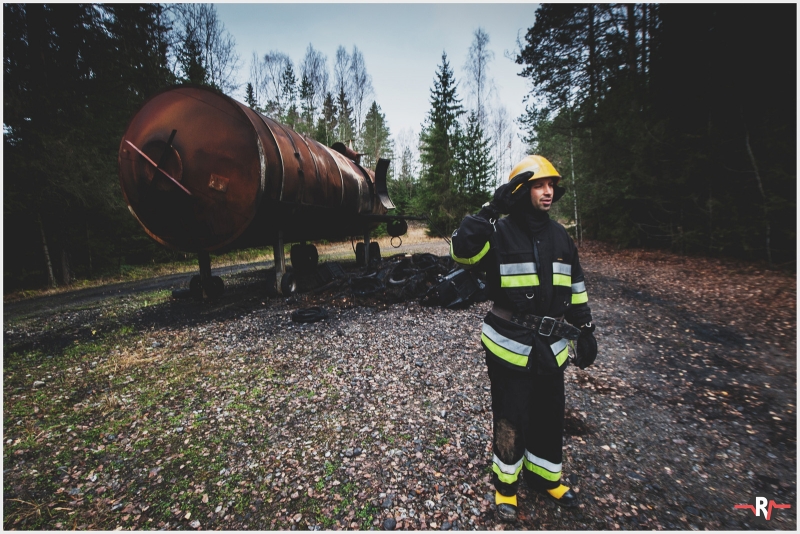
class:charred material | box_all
[285,254,487,309]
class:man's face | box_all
[529,177,555,211]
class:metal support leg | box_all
[364,229,371,265]
[275,230,286,295]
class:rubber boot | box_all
[495,491,518,522]
[538,484,578,508]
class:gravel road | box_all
[3,242,795,530]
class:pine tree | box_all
[359,101,393,172]
[279,61,298,128]
[315,92,338,146]
[517,4,795,265]
[388,146,417,214]
[245,82,257,109]
[416,53,466,235]
[3,4,175,289]
[298,73,315,135]
[177,26,208,86]
[336,87,355,144]
[455,111,494,208]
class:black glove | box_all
[574,323,597,369]
[489,171,534,214]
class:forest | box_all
[3,3,796,292]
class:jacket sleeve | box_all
[565,243,593,326]
[450,209,494,267]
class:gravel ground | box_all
[3,242,796,530]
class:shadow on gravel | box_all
[594,272,797,456]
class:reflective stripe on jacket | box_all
[451,212,591,374]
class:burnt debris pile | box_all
[294,254,487,309]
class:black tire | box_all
[355,242,366,266]
[291,307,328,323]
[280,271,297,295]
[290,244,306,271]
[306,244,319,270]
[265,271,278,297]
[189,275,203,299]
[206,276,225,299]
[369,241,381,263]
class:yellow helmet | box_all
[509,155,561,184]
[508,155,565,202]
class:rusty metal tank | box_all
[118,85,391,253]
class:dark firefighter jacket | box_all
[450,210,592,374]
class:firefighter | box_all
[450,155,598,522]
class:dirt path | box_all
[3,225,450,320]
[3,242,795,530]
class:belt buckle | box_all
[539,316,556,337]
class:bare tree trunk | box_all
[627,4,637,76]
[744,126,773,268]
[38,213,57,288]
[61,248,71,286]
[569,127,581,245]
[86,219,93,278]
[641,4,648,78]
[587,5,596,103]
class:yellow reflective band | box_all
[500,274,540,288]
[553,273,572,287]
[495,492,518,506]
[554,344,569,367]
[571,291,588,304]
[481,333,529,367]
[493,462,522,484]
[450,240,490,265]
[547,485,571,499]
[523,458,561,481]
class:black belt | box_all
[490,305,581,340]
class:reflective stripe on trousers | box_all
[524,450,562,482]
[492,455,523,484]
[550,338,569,367]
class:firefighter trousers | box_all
[486,352,565,496]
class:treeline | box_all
[2,4,506,291]
[515,4,795,266]
[244,31,509,239]
[2,4,400,292]
[3,4,248,291]
[4,4,793,293]
[241,44,392,182]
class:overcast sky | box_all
[215,2,540,149]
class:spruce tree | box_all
[359,101,393,172]
[416,52,465,235]
[315,92,338,146]
[245,82,257,109]
[455,111,494,209]
[298,73,315,136]
[336,87,355,144]
[279,61,298,128]
[388,146,417,215]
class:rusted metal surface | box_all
[118,85,387,253]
